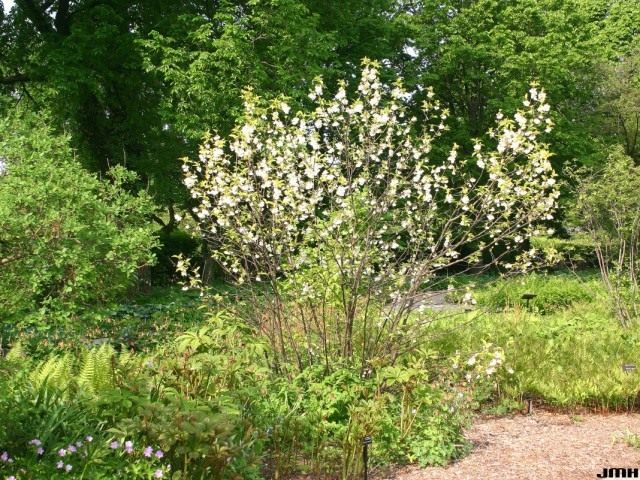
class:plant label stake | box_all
[521,293,537,311]
[523,392,534,415]
[362,436,372,480]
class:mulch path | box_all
[380,411,640,480]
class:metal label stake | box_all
[362,436,372,480]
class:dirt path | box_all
[384,412,640,480]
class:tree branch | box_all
[0,73,31,85]
[15,0,54,34]
[53,0,70,35]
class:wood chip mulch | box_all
[381,411,640,480]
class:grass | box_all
[426,272,640,410]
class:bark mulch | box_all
[381,411,640,480]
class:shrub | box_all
[530,235,597,268]
[181,61,559,372]
[575,146,640,326]
[0,114,159,322]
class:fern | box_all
[28,344,117,397]
[29,354,74,394]
[78,343,116,395]
[5,341,25,361]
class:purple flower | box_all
[153,469,164,478]
[85,435,93,443]
[109,441,119,449]
[155,450,164,459]
[67,445,77,453]
[29,439,42,446]
[0,452,9,462]
[124,441,133,454]
[57,460,64,469]
[143,446,153,458]
[37,447,45,455]
[65,464,73,472]
[58,448,67,457]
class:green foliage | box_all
[470,272,599,314]
[575,146,640,325]
[0,114,159,321]
[429,294,640,410]
[140,0,334,141]
[0,312,267,479]
[0,287,209,359]
[409,0,601,167]
[530,235,597,267]
[0,308,494,479]
[592,46,640,162]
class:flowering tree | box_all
[182,61,558,371]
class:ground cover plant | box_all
[0,309,510,479]
[427,272,640,411]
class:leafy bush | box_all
[575,146,640,326]
[0,114,159,322]
[530,235,597,268]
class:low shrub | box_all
[530,235,597,268]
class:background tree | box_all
[407,0,600,168]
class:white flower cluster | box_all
[182,62,559,302]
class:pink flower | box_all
[155,450,164,459]
[109,441,119,449]
[153,469,163,478]
[124,441,134,454]
[143,446,153,457]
